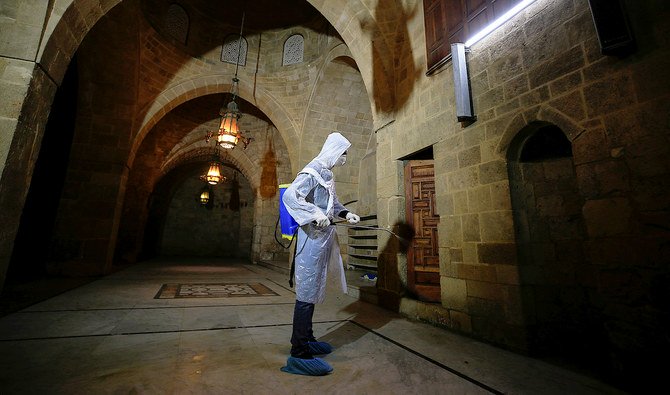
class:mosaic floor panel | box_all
[154,283,278,299]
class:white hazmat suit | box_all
[280,132,360,376]
[282,132,355,304]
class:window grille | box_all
[221,35,247,66]
[282,34,304,66]
[165,3,189,45]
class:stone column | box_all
[0,1,52,290]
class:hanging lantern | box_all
[199,188,210,205]
[205,161,223,185]
[204,14,253,150]
[200,149,228,187]
[216,100,241,149]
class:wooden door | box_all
[404,160,441,302]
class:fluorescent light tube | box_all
[465,0,537,47]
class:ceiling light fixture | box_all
[206,12,253,150]
[201,150,227,185]
[199,186,211,205]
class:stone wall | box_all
[301,59,373,202]
[161,169,253,257]
[373,0,669,386]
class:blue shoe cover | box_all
[280,356,333,376]
[308,341,333,355]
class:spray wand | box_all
[333,221,412,246]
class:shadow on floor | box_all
[0,276,97,317]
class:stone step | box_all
[345,267,378,304]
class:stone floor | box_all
[0,257,625,394]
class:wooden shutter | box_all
[423,0,450,73]
[423,0,523,73]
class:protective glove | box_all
[346,212,360,224]
[315,213,330,228]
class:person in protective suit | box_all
[280,132,360,376]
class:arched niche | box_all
[506,121,607,369]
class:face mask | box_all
[335,153,347,167]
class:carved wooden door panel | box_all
[404,160,441,302]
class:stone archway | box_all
[0,0,393,289]
[143,158,254,260]
[129,76,300,171]
[496,106,585,156]
[115,91,294,266]
[305,0,396,123]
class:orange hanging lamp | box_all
[206,13,252,150]
[199,186,211,205]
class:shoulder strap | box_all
[298,167,334,216]
[300,167,326,187]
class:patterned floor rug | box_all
[154,283,279,299]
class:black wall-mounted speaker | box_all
[588,0,636,56]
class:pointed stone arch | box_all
[129,75,299,172]
[496,105,584,157]
[162,145,260,193]
[304,0,395,124]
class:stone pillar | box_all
[0,1,52,290]
[46,2,140,276]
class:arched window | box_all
[221,34,247,66]
[282,34,304,66]
[165,3,189,45]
